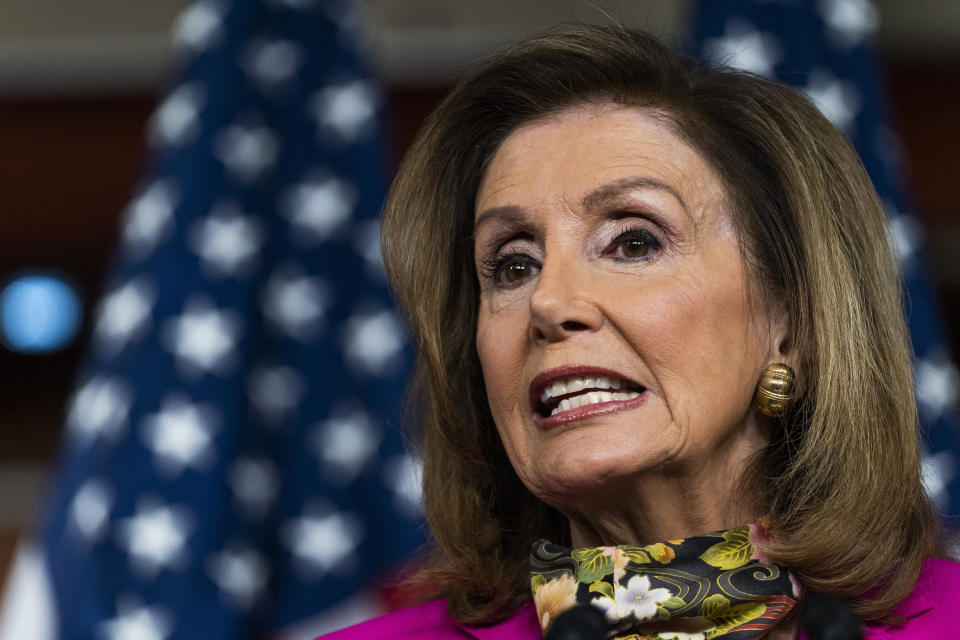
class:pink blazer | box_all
[319,557,960,639]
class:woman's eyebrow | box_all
[474,176,689,234]
[581,176,690,219]
[473,205,528,234]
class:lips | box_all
[529,365,647,426]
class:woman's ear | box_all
[764,299,790,357]
[766,304,803,395]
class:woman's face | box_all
[473,104,783,512]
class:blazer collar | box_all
[889,573,934,620]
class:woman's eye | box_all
[503,261,533,282]
[480,253,540,286]
[609,229,660,259]
[621,237,651,258]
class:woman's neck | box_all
[563,462,763,547]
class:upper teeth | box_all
[540,375,626,404]
[549,390,641,416]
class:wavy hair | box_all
[381,24,941,624]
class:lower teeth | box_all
[549,390,641,416]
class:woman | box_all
[325,25,957,639]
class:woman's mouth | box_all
[532,372,647,425]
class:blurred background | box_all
[0,0,958,638]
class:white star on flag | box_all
[244,38,302,87]
[261,268,330,340]
[805,69,861,134]
[310,80,378,143]
[342,309,405,376]
[818,0,879,48]
[94,277,156,353]
[163,297,242,377]
[312,407,382,484]
[383,454,424,517]
[67,376,134,444]
[324,0,364,37]
[142,394,220,477]
[99,599,173,640]
[214,121,279,182]
[70,478,114,542]
[188,201,265,277]
[149,83,205,148]
[353,219,386,278]
[207,545,270,609]
[282,507,363,576]
[281,174,357,243]
[117,499,194,578]
[122,180,178,258]
[915,351,960,423]
[885,204,922,269]
[229,457,281,517]
[172,0,224,52]
[247,364,305,425]
[922,449,957,511]
[875,125,905,172]
[704,19,781,78]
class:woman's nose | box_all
[528,257,603,342]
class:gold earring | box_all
[756,363,795,417]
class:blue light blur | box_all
[0,272,82,354]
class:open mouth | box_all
[534,374,645,418]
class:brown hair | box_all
[381,24,941,624]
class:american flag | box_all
[689,0,960,517]
[5,2,959,639]
[3,0,424,638]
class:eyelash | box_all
[605,227,662,260]
[479,252,538,287]
[480,225,662,287]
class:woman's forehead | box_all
[474,104,728,226]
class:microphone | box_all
[799,592,864,640]
[544,605,609,640]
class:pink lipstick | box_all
[529,365,647,429]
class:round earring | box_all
[755,363,795,417]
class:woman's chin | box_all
[526,448,651,506]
